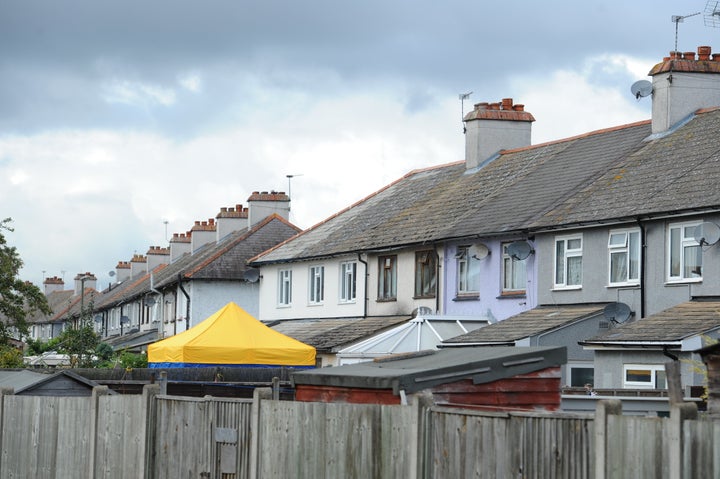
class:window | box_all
[308,266,324,304]
[623,364,667,389]
[340,261,357,303]
[568,364,594,388]
[608,229,641,286]
[668,222,702,281]
[414,251,436,298]
[554,235,582,288]
[502,243,527,293]
[278,269,292,306]
[456,246,480,295]
[378,255,397,301]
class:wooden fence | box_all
[0,386,718,478]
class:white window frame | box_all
[277,269,292,306]
[667,221,702,282]
[623,364,667,389]
[339,261,357,303]
[456,246,480,295]
[608,228,641,286]
[567,362,595,388]
[378,255,397,301]
[554,234,583,289]
[308,266,325,304]
[502,243,527,293]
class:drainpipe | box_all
[177,273,191,330]
[150,272,163,337]
[434,245,441,314]
[636,218,646,319]
[357,253,368,318]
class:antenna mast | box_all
[459,92,472,133]
[672,12,701,55]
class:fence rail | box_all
[0,386,717,478]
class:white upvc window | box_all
[623,364,667,389]
[308,266,325,304]
[278,269,292,306]
[608,228,641,286]
[502,243,527,293]
[554,235,583,288]
[668,222,702,281]
[567,362,595,388]
[456,246,480,295]
[340,261,357,303]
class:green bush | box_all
[0,346,24,368]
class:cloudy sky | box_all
[1,0,718,289]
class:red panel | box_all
[295,385,400,405]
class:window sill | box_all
[665,278,703,285]
[376,298,397,303]
[307,303,324,307]
[552,286,582,291]
[338,300,357,305]
[606,283,640,289]
[413,295,436,300]
[453,294,479,301]
[497,292,526,299]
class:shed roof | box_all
[291,346,567,394]
[441,304,607,345]
[581,299,720,347]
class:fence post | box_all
[410,392,434,479]
[594,399,621,479]
[141,384,161,479]
[0,387,13,474]
[87,386,110,478]
[249,387,272,479]
[668,402,698,479]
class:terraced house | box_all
[252,46,720,399]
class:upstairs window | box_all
[340,261,357,303]
[308,266,324,304]
[668,222,702,281]
[624,364,667,389]
[456,246,480,295]
[277,269,292,306]
[378,255,397,301]
[554,235,582,288]
[502,243,527,293]
[414,250,436,298]
[608,229,641,286]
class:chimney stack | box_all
[170,232,192,262]
[73,272,97,296]
[115,261,131,282]
[463,98,534,170]
[190,219,216,253]
[247,191,290,226]
[130,254,147,277]
[649,45,720,134]
[216,204,249,240]
[146,246,170,271]
[43,276,64,295]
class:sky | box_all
[1,0,719,290]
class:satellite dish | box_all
[506,241,534,261]
[694,222,720,246]
[108,270,116,277]
[120,316,130,325]
[469,243,490,260]
[243,268,261,282]
[411,306,434,318]
[94,315,103,323]
[603,302,633,324]
[630,80,653,99]
[144,297,157,307]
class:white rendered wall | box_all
[651,71,720,133]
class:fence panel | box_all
[257,400,416,478]
[606,414,666,479]
[94,394,148,478]
[683,418,720,479]
[0,395,91,478]
[209,397,253,479]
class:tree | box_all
[0,218,50,345]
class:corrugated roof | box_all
[442,304,607,344]
[582,299,720,345]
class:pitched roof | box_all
[533,108,720,228]
[581,299,720,346]
[270,316,410,353]
[252,120,651,264]
[25,290,75,324]
[442,304,607,345]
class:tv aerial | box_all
[705,1,720,28]
[506,240,535,261]
[694,222,720,246]
[603,302,633,325]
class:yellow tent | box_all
[148,302,316,368]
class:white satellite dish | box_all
[506,241,534,261]
[630,80,653,99]
[243,268,261,282]
[469,243,490,260]
[694,222,720,246]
